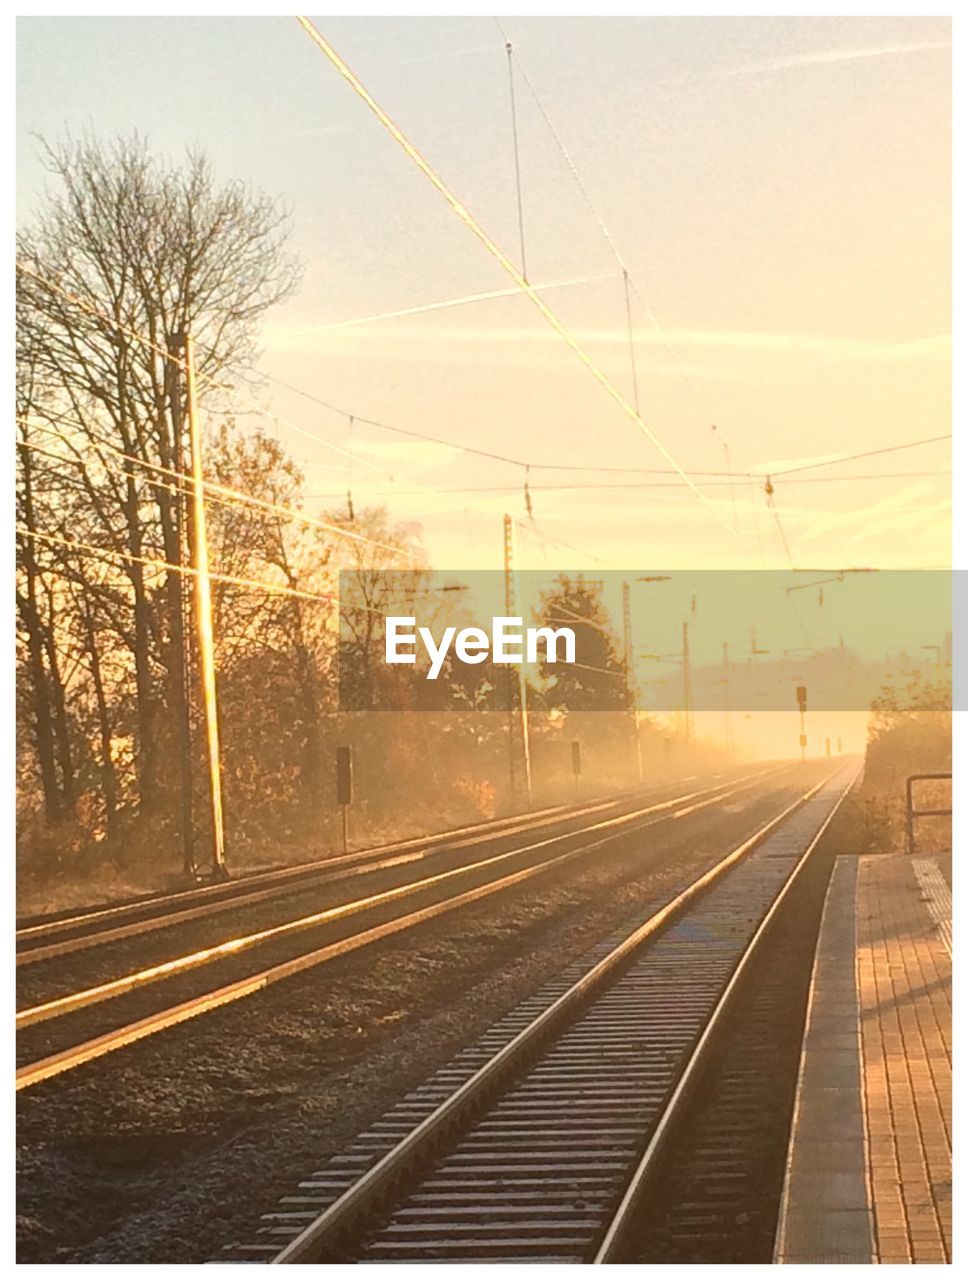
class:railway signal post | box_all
[336,745,353,853]
[796,684,807,762]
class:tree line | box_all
[16,133,665,890]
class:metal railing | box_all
[906,773,952,855]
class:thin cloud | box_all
[751,452,854,476]
[281,124,344,140]
[274,274,612,341]
[793,483,947,546]
[296,324,950,366]
[367,44,498,71]
[718,39,949,79]
[351,438,461,472]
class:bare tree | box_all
[16,132,300,835]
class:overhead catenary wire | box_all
[763,474,794,564]
[16,261,188,370]
[623,270,641,415]
[20,294,945,588]
[17,525,337,606]
[494,22,734,461]
[300,469,951,499]
[493,18,628,274]
[15,253,652,501]
[17,416,403,556]
[20,200,949,605]
[712,425,740,535]
[19,432,385,569]
[489,24,944,592]
[503,35,528,281]
[15,265,411,556]
[18,525,404,622]
[764,435,952,476]
[758,473,817,645]
[15,280,614,569]
[15,267,440,568]
[61,326,966,487]
[513,516,608,567]
[227,361,956,481]
[295,16,747,550]
[23,257,949,488]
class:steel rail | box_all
[270,768,847,1264]
[592,766,858,1262]
[17,769,778,1027]
[16,769,783,1091]
[16,771,731,960]
[15,802,606,945]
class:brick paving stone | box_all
[775,852,951,1265]
[857,854,952,1264]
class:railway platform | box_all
[774,851,952,1264]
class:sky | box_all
[16,14,952,590]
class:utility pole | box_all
[622,581,643,783]
[722,641,734,755]
[184,333,228,877]
[503,515,532,809]
[796,684,807,763]
[166,335,196,880]
[682,620,695,744]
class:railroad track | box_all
[16,766,748,967]
[217,764,857,1265]
[17,764,789,1092]
[624,839,839,1265]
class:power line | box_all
[21,215,949,595]
[495,23,736,465]
[302,470,950,499]
[622,270,641,415]
[295,16,746,550]
[232,385,437,496]
[19,431,375,560]
[763,475,794,563]
[232,361,955,481]
[766,435,951,476]
[15,265,613,567]
[16,263,426,552]
[513,517,607,567]
[494,18,629,274]
[24,252,948,489]
[15,264,415,554]
[502,34,528,281]
[17,416,403,556]
[20,524,404,624]
[16,262,187,370]
[248,368,556,472]
[17,525,337,605]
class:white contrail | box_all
[279,274,612,338]
[720,39,949,78]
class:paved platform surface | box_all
[774,852,952,1264]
